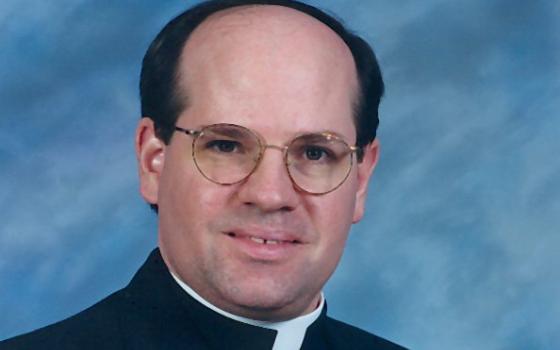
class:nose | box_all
[236,145,300,212]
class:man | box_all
[1,0,405,349]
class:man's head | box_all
[135,0,384,321]
[140,0,383,158]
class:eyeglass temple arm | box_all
[174,126,200,137]
[350,145,364,162]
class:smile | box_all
[227,232,301,245]
[224,231,304,261]
[249,236,300,245]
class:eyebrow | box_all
[204,125,251,139]
[297,130,352,142]
[188,123,354,145]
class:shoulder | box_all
[324,316,408,350]
[0,289,129,350]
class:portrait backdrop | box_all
[1,1,559,349]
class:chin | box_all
[219,278,317,320]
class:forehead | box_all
[176,5,359,140]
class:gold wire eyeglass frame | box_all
[174,123,361,195]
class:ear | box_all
[135,117,165,205]
[352,139,380,223]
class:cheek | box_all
[158,154,210,233]
[167,177,231,233]
[160,146,225,212]
[313,171,358,263]
[306,178,357,250]
[304,197,352,285]
[159,164,235,264]
[322,173,358,225]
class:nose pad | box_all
[257,144,291,182]
[251,145,291,183]
[247,144,289,177]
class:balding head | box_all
[177,5,359,136]
[140,0,384,167]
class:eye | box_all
[206,140,240,153]
[304,146,330,161]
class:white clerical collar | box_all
[171,272,324,350]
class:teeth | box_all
[250,237,265,244]
[249,237,281,245]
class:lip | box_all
[223,229,305,261]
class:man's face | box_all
[137,5,378,321]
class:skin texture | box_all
[136,5,379,321]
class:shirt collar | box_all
[171,272,324,350]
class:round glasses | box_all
[174,123,361,195]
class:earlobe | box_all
[352,139,380,223]
[135,118,165,205]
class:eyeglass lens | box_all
[192,124,353,194]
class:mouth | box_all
[226,232,302,245]
[224,230,304,261]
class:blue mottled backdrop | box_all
[1,1,559,349]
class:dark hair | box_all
[140,0,384,150]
